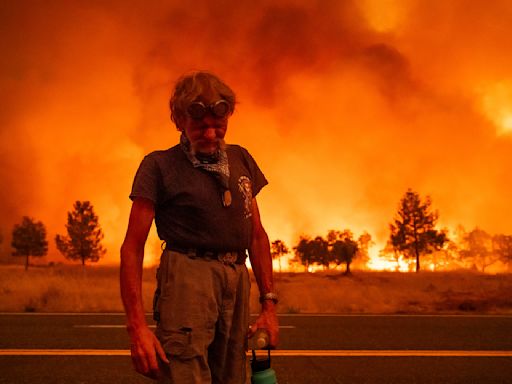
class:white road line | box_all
[72,325,296,329]
[0,313,126,316]
[0,349,511,357]
[1,312,511,318]
[0,349,131,356]
[275,314,512,318]
[267,350,512,357]
[73,325,156,329]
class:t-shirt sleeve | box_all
[129,154,161,203]
[240,147,268,197]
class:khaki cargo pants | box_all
[154,250,251,384]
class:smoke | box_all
[1,0,512,264]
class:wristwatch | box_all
[259,292,278,304]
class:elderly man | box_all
[120,71,279,384]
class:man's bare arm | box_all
[248,198,279,347]
[120,197,168,379]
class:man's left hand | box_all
[248,302,279,348]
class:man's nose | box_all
[203,126,217,140]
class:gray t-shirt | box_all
[129,144,268,251]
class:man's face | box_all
[179,99,229,155]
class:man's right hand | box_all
[128,325,169,380]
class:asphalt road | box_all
[0,313,511,383]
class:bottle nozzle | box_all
[253,328,270,350]
[255,335,268,349]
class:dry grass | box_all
[0,265,155,313]
[1,265,511,314]
[266,271,512,314]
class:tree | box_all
[459,228,499,272]
[354,231,373,269]
[423,238,460,271]
[293,236,330,272]
[56,201,106,265]
[294,236,313,271]
[310,236,330,270]
[493,234,512,267]
[11,216,48,270]
[389,189,447,272]
[328,230,358,275]
[271,239,289,273]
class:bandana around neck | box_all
[180,133,232,207]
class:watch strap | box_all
[259,292,278,304]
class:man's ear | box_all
[174,115,185,132]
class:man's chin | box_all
[195,146,217,156]
[191,140,226,155]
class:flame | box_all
[366,246,413,272]
[480,82,512,135]
[271,253,299,273]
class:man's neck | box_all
[195,151,220,164]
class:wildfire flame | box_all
[480,82,512,136]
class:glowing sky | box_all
[1,1,512,265]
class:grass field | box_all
[0,264,511,314]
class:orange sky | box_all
[1,1,512,265]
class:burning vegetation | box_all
[271,189,512,273]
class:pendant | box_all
[222,190,232,207]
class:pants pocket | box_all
[159,327,200,360]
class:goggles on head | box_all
[186,100,231,120]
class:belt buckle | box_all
[218,252,237,265]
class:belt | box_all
[165,244,247,265]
